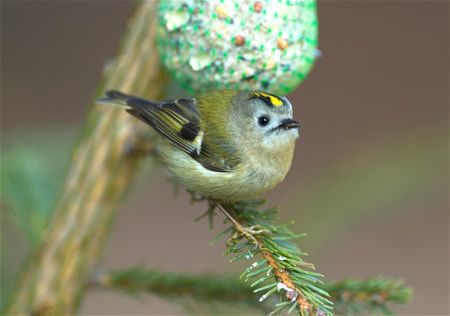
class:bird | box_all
[97,89,300,202]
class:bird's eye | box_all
[258,115,270,127]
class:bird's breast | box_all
[158,139,295,201]
[240,142,295,195]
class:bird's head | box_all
[230,91,300,155]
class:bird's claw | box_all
[245,225,271,235]
[227,225,271,247]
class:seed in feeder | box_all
[265,58,276,70]
[261,79,270,89]
[277,38,289,50]
[254,1,263,13]
[234,35,246,46]
[215,4,228,19]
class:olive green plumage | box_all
[97,89,300,201]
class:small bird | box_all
[98,90,300,201]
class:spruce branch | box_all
[4,2,166,315]
[208,199,334,316]
[96,267,411,316]
[324,278,412,315]
[91,266,269,313]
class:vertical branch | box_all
[6,2,166,315]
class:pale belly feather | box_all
[157,142,294,201]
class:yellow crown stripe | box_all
[253,92,283,107]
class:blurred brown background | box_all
[1,1,448,315]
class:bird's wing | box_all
[101,90,235,172]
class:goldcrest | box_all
[98,90,300,201]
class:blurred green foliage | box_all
[104,267,410,316]
[326,277,412,315]
[1,129,76,245]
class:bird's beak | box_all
[278,118,300,130]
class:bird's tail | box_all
[96,90,134,108]
[97,90,159,112]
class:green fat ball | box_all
[157,0,318,95]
